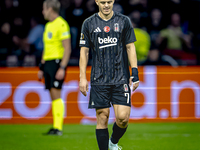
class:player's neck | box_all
[98,11,114,21]
[49,13,59,22]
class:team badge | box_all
[104,26,110,33]
[123,84,128,92]
[62,31,70,36]
[48,32,52,39]
[80,33,84,40]
[54,81,59,88]
[80,33,86,44]
[114,23,119,32]
[55,59,60,64]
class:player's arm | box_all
[60,39,71,68]
[55,39,71,80]
[38,50,45,80]
[126,42,139,91]
[79,47,89,96]
[55,19,72,80]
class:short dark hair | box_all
[44,0,61,13]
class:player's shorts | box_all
[89,84,131,109]
[43,59,64,90]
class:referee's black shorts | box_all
[43,59,65,90]
[89,84,131,109]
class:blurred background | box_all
[0,0,200,67]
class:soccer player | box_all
[38,0,71,135]
[79,0,139,149]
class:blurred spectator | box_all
[129,9,146,30]
[141,49,177,66]
[185,0,200,65]
[65,0,86,58]
[138,0,149,19]
[125,0,150,27]
[0,0,199,67]
[125,0,140,15]
[12,14,30,65]
[11,16,44,66]
[129,10,151,63]
[113,0,124,14]
[146,8,165,50]
[0,22,13,66]
[27,17,44,51]
[12,14,29,43]
[27,16,44,65]
[0,0,19,24]
[59,0,71,20]
[84,0,98,17]
[157,13,196,65]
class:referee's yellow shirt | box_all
[43,16,71,61]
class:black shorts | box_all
[43,59,64,90]
[89,84,131,109]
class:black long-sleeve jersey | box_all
[79,11,136,85]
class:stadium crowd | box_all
[0,0,200,67]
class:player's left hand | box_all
[55,68,65,80]
[129,77,139,91]
[37,70,44,81]
[79,78,88,96]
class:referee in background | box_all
[38,0,71,135]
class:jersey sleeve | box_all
[122,17,137,45]
[59,21,71,40]
[79,20,90,48]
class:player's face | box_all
[95,0,114,16]
[42,2,51,21]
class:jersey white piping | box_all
[99,43,117,49]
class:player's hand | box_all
[38,70,44,81]
[79,78,88,96]
[129,77,139,91]
[55,68,65,80]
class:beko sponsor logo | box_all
[98,36,118,49]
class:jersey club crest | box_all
[48,32,52,39]
[123,84,129,92]
[114,23,119,32]
[104,26,110,33]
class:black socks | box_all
[111,122,127,144]
[96,128,109,150]
[95,123,127,149]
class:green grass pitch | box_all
[0,123,200,150]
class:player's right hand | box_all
[129,77,139,91]
[79,78,88,96]
[38,70,44,81]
